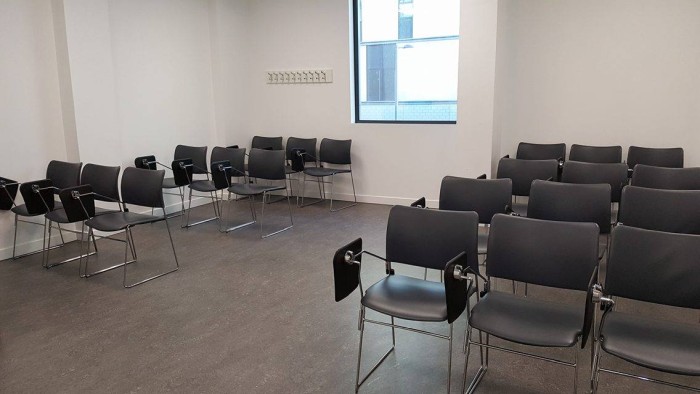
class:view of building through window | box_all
[355,0,460,122]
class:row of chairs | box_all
[334,162,700,393]
[516,142,684,168]
[1,163,178,287]
[133,138,357,232]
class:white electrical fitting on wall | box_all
[266,69,333,84]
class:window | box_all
[353,0,460,123]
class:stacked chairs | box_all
[6,160,82,259]
[43,163,121,269]
[496,157,558,216]
[333,205,478,393]
[59,167,179,288]
[569,144,622,163]
[591,225,700,392]
[300,138,357,211]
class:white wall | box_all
[224,0,499,206]
[0,0,69,259]
[494,0,700,165]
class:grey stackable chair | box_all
[562,161,629,203]
[463,214,599,394]
[10,160,82,260]
[496,157,559,216]
[300,138,357,211]
[171,145,223,229]
[516,142,566,161]
[285,137,317,199]
[226,148,293,238]
[439,175,512,258]
[251,135,284,151]
[43,163,121,269]
[333,205,479,393]
[626,146,684,178]
[591,225,700,392]
[62,167,179,288]
[630,164,700,190]
[569,144,622,164]
[618,186,700,234]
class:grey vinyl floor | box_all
[0,199,697,393]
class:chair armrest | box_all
[410,197,426,208]
[476,174,487,179]
[333,239,392,302]
[582,266,599,348]
[504,204,520,217]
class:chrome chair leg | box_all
[447,323,454,394]
[259,189,293,238]
[330,172,358,212]
[123,218,179,288]
[354,306,395,393]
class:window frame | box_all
[352,0,458,125]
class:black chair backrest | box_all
[174,145,208,174]
[80,164,120,202]
[19,179,55,214]
[386,205,479,271]
[569,144,622,163]
[439,176,512,224]
[248,148,286,181]
[286,137,317,162]
[487,214,599,291]
[252,136,283,151]
[627,146,684,169]
[59,185,95,222]
[319,138,352,165]
[134,155,157,170]
[516,142,566,161]
[121,167,165,209]
[46,160,82,191]
[630,164,700,190]
[211,146,246,178]
[606,225,700,309]
[0,177,19,210]
[561,161,628,203]
[528,180,612,234]
[496,158,559,196]
[618,186,700,234]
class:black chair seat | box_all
[162,177,179,189]
[86,212,161,232]
[478,232,488,254]
[469,291,583,347]
[600,312,700,376]
[11,202,62,217]
[45,208,69,223]
[304,167,350,177]
[362,275,449,322]
[189,180,218,193]
[228,183,284,196]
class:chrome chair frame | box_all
[4,178,68,260]
[67,184,179,288]
[182,162,223,229]
[343,248,471,394]
[214,162,257,234]
[590,289,700,392]
[299,164,357,211]
[462,279,587,394]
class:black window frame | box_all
[352,0,458,125]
